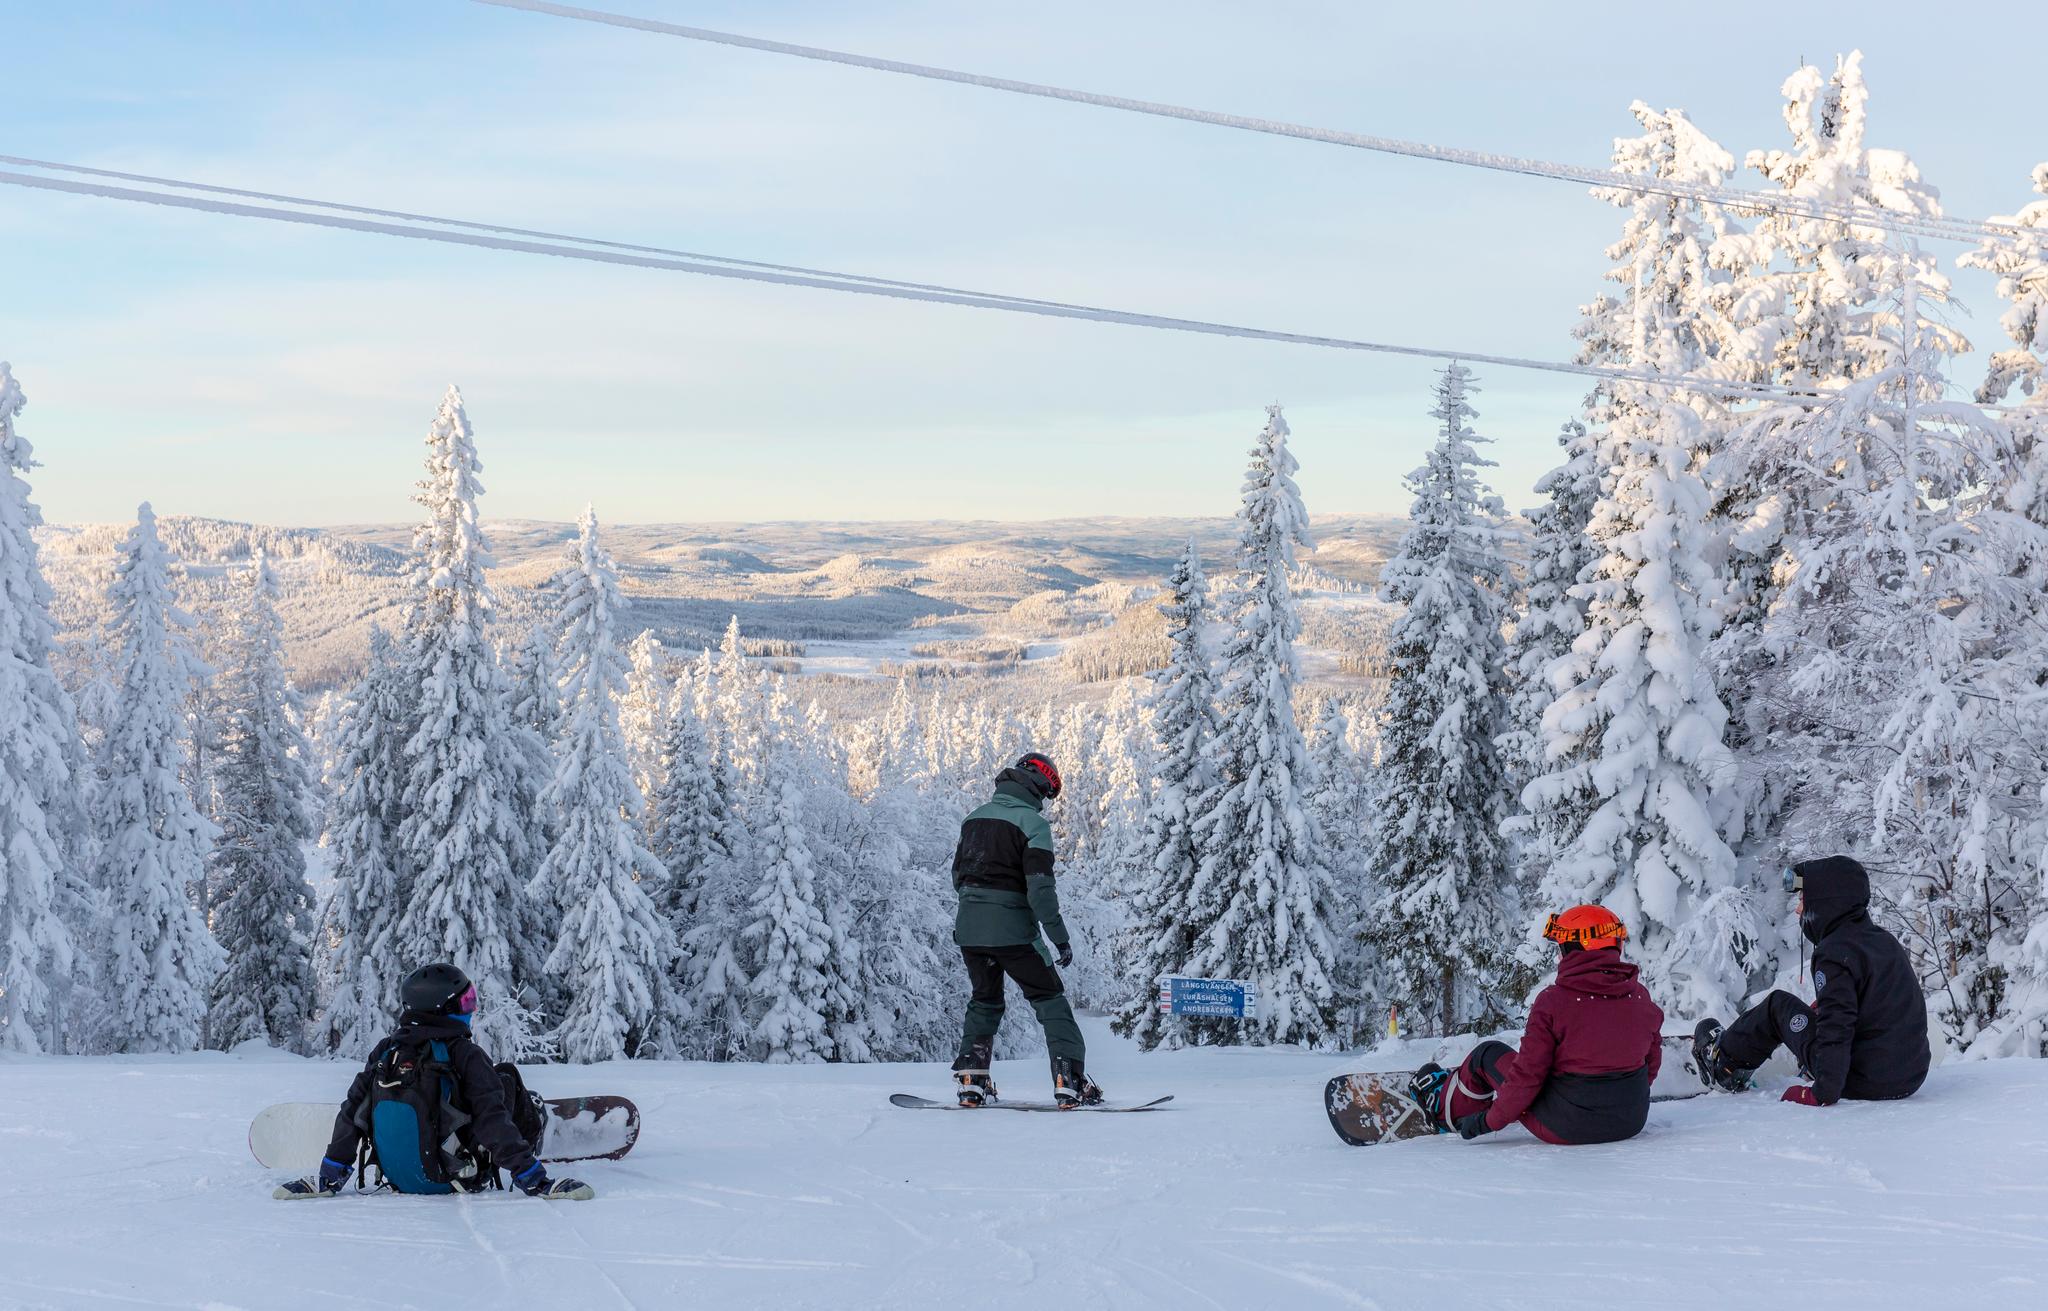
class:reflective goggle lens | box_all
[1781,866,1802,894]
[458,985,478,1014]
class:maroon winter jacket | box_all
[1484,950,1665,1142]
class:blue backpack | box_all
[353,1039,479,1194]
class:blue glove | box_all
[319,1156,350,1191]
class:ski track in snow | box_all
[1,1018,2045,1310]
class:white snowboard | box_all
[249,1096,640,1173]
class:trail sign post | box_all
[1157,976,1258,1020]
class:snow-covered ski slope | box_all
[1,1018,2042,1310]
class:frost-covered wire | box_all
[470,0,2029,250]
[0,153,1094,309]
[0,162,1828,401]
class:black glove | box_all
[1055,941,1074,968]
[1455,1112,1492,1140]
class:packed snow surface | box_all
[1,1019,2042,1309]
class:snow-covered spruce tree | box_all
[94,504,223,1053]
[648,692,735,931]
[1499,418,1601,883]
[712,616,764,791]
[1061,680,1145,1014]
[676,629,761,1061]
[318,625,412,1056]
[1734,285,2048,1052]
[0,363,94,1054]
[848,792,956,1063]
[508,619,564,750]
[504,618,563,856]
[619,630,672,807]
[788,693,951,1063]
[1305,697,1367,889]
[1959,163,2048,410]
[743,683,863,1063]
[1709,55,1963,867]
[391,387,543,1054]
[205,552,318,1051]
[534,509,675,1062]
[1534,105,1752,1021]
[1184,407,1340,1046]
[1956,163,2048,1057]
[1712,54,1956,393]
[1362,366,1518,1035]
[1112,539,1219,1050]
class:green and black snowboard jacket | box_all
[951,779,1068,952]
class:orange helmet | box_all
[1542,905,1627,951]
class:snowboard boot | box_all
[1406,1063,1453,1132]
[1692,1019,1756,1093]
[952,1043,998,1107]
[1051,1057,1105,1108]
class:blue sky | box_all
[5,0,2041,527]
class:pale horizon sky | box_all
[6,0,2042,529]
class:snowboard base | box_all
[249,1095,639,1171]
[889,1093,1173,1113]
[1324,1074,1439,1147]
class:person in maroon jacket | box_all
[1411,905,1666,1145]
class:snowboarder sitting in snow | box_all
[1693,855,1929,1106]
[1410,905,1665,1145]
[273,962,594,1200]
[949,752,1104,1108]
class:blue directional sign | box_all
[1157,976,1258,1019]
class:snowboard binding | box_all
[1051,1057,1105,1108]
[1692,1019,1756,1093]
[953,1043,998,1107]
[1405,1064,1453,1133]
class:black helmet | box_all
[400,962,475,1017]
[1012,752,1062,800]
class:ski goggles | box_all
[1781,866,1803,895]
[456,985,478,1015]
[1541,913,1627,948]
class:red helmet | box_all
[1542,905,1627,951]
[1015,752,1062,799]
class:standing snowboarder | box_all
[272,963,594,1199]
[949,752,1103,1107]
[1694,856,1930,1105]
[1410,905,1665,1144]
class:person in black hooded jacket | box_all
[272,963,593,1200]
[1694,856,1930,1105]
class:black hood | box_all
[1797,855,1870,944]
[994,767,1052,805]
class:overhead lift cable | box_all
[469,0,2029,251]
[0,152,1102,310]
[0,161,1833,403]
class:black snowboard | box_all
[889,1093,1173,1113]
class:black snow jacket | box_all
[321,1013,538,1177]
[1797,856,1931,1104]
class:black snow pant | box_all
[1719,990,1815,1074]
[955,945,1087,1068]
